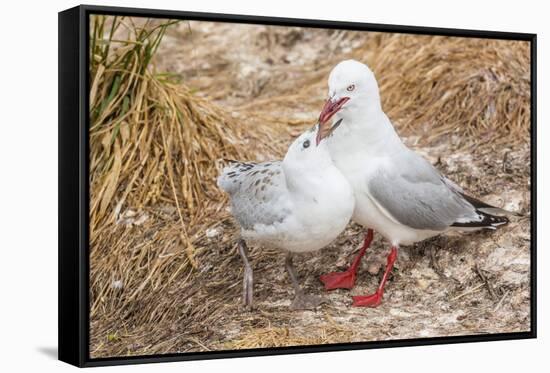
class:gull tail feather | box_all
[451,193,516,230]
[461,193,522,217]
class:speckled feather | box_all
[218,160,291,230]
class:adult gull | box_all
[317,59,513,307]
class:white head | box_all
[282,120,342,175]
[319,60,381,125]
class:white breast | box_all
[243,166,355,253]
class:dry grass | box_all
[224,322,356,350]
[89,17,531,358]
[357,34,531,145]
[89,17,283,227]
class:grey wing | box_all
[218,161,292,230]
[367,150,479,231]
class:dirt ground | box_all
[89,20,531,357]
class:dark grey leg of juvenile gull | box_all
[285,253,326,310]
[238,239,253,310]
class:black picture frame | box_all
[58,4,537,368]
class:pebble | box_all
[206,227,221,238]
[367,262,382,276]
[416,278,430,290]
[111,280,124,290]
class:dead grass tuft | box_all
[357,34,531,145]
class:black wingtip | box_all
[451,212,509,229]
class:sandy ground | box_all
[90,20,531,356]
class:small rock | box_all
[116,209,148,226]
[133,213,148,226]
[123,210,137,218]
[206,227,221,238]
[367,262,381,276]
[112,280,123,290]
[416,278,431,290]
[335,257,348,267]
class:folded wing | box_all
[218,161,292,230]
[367,149,508,231]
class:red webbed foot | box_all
[319,229,374,291]
[352,292,383,307]
[352,246,398,308]
[320,270,357,290]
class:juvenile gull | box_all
[317,59,513,307]
[218,121,354,310]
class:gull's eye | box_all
[347,84,355,92]
[302,140,310,149]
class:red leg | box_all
[352,246,398,307]
[320,229,374,290]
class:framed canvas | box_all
[58,4,537,367]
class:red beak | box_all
[319,97,350,124]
